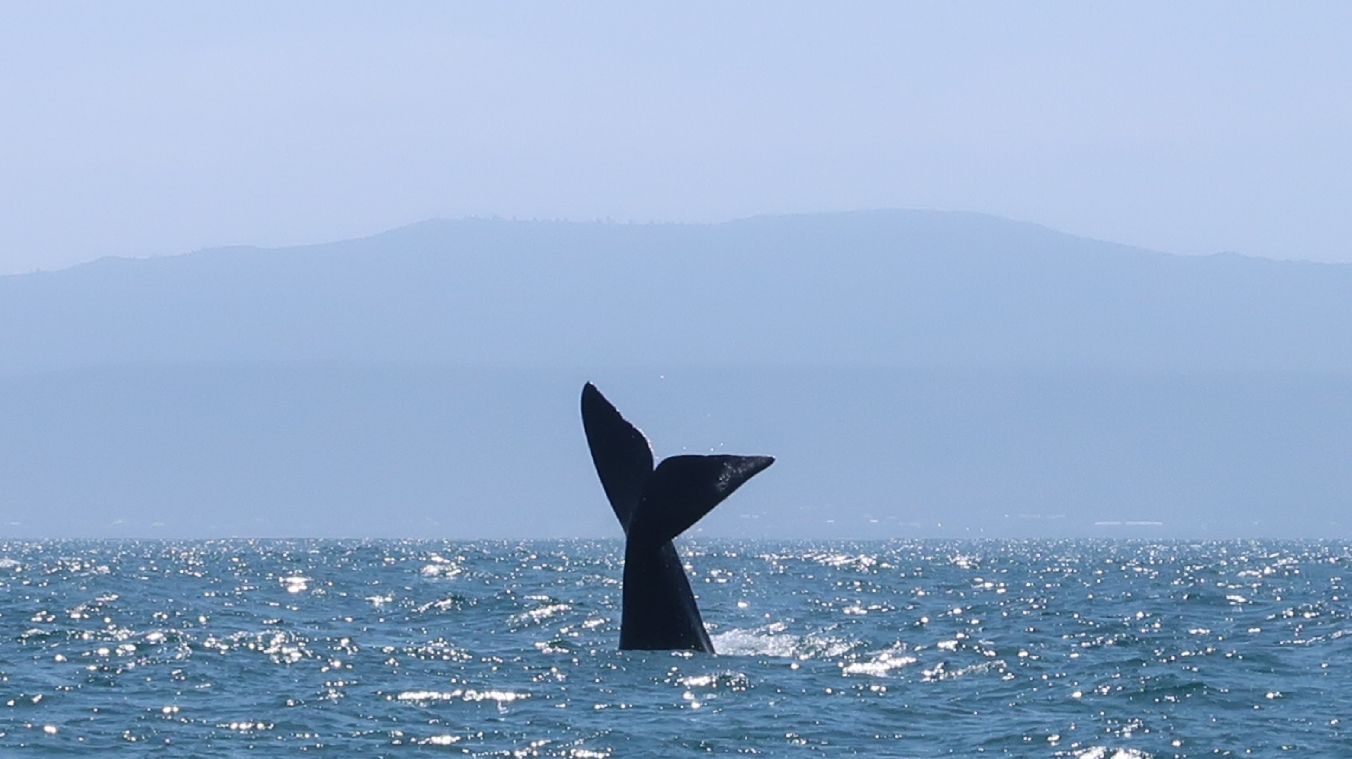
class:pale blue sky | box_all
[2,2,1350,273]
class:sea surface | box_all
[0,539,1349,757]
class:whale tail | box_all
[581,382,773,652]
[628,454,774,545]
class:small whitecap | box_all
[842,646,916,677]
[420,554,463,578]
[462,689,528,703]
[280,576,309,593]
[397,690,459,702]
[808,552,878,571]
[509,602,571,626]
[711,628,801,658]
[676,672,750,691]
[396,689,528,704]
[217,721,273,731]
[923,660,1005,682]
[712,624,851,659]
[1074,749,1152,759]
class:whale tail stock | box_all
[580,382,773,652]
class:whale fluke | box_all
[629,455,774,546]
[580,382,653,530]
[581,382,773,652]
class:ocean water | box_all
[0,540,1349,757]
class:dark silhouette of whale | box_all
[581,382,773,652]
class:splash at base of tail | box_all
[581,383,774,653]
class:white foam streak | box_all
[396,689,529,704]
[712,624,854,659]
[842,645,916,677]
[1075,748,1152,759]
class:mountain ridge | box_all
[4,209,1349,375]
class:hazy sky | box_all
[2,2,1350,274]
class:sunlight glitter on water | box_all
[1,539,1350,756]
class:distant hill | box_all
[2,212,1351,538]
[2,210,1350,374]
